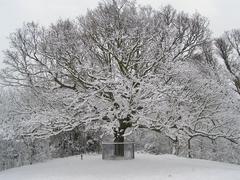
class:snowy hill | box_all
[0,153,240,180]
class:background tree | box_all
[215,30,240,94]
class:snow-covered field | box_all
[0,153,240,180]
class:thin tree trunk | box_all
[171,137,180,155]
[187,138,192,158]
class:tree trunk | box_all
[113,127,125,157]
[171,137,180,155]
[113,116,132,157]
[187,138,192,158]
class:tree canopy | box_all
[0,0,239,150]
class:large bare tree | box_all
[1,0,237,156]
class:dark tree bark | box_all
[187,138,192,158]
[113,116,132,156]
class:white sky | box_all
[0,0,240,67]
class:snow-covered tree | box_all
[215,29,240,96]
[1,0,238,157]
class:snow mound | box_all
[0,153,240,180]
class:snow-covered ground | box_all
[0,153,240,180]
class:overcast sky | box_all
[1,0,240,68]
